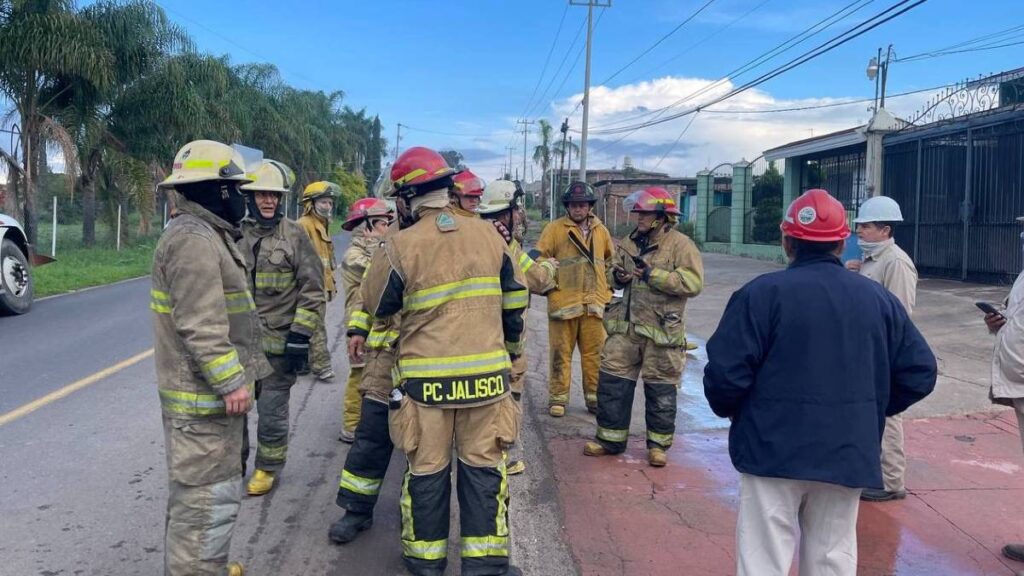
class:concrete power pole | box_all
[517,119,534,187]
[393,123,403,161]
[506,146,515,179]
[570,0,611,183]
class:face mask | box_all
[314,202,333,220]
[857,238,892,259]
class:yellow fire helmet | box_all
[159,139,252,188]
[241,159,295,195]
[302,181,341,203]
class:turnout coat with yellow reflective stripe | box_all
[536,214,614,319]
[605,225,704,346]
[297,212,337,299]
[151,195,273,418]
[361,206,529,408]
[239,218,325,355]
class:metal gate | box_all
[884,109,1024,284]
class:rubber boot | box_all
[328,512,373,544]
[227,562,245,576]
[583,441,609,457]
[246,469,276,496]
[648,447,667,467]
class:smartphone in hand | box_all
[976,301,1004,318]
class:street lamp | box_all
[866,45,893,110]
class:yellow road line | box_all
[0,348,154,427]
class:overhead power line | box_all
[896,23,1024,62]
[589,0,929,137]
[653,113,699,169]
[698,83,951,114]
[517,3,571,120]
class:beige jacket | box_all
[239,218,325,355]
[151,194,272,418]
[859,239,917,315]
[992,271,1024,402]
[605,225,704,347]
[361,207,528,408]
[297,212,337,299]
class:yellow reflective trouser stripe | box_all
[461,535,509,558]
[347,310,372,331]
[257,442,287,461]
[294,307,318,331]
[496,458,509,536]
[254,271,295,290]
[263,332,286,355]
[202,349,243,385]
[597,427,628,442]
[224,290,256,314]
[678,267,703,294]
[517,252,534,273]
[647,431,674,445]
[399,349,510,378]
[501,289,528,310]
[403,539,449,561]
[150,289,171,314]
[367,329,399,348]
[339,469,383,496]
[405,277,501,311]
[158,389,226,416]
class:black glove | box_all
[285,331,311,374]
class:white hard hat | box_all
[477,180,517,215]
[854,196,903,223]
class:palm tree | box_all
[552,137,579,201]
[0,0,115,245]
[532,119,554,216]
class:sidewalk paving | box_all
[521,253,1024,576]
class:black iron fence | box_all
[885,109,1024,284]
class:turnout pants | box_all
[163,415,245,576]
[594,329,684,453]
[337,348,398,515]
[252,355,297,472]
[342,365,364,433]
[389,396,520,576]
[310,302,332,375]
[548,315,605,407]
[506,352,527,463]
[736,473,860,576]
[880,414,905,493]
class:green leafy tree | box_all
[750,162,784,244]
[329,166,367,217]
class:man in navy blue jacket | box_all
[703,189,937,576]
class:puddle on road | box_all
[678,335,729,433]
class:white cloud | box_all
[542,75,934,177]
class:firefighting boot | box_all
[549,405,565,417]
[328,512,373,544]
[685,340,698,351]
[585,401,598,415]
[583,441,609,457]
[246,469,276,496]
[507,459,526,476]
[648,448,667,467]
[227,562,245,576]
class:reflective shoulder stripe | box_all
[202,349,243,385]
[398,349,510,378]
[405,277,501,311]
[294,307,319,331]
[224,290,256,314]
[150,289,171,314]
[501,289,528,310]
[347,310,372,331]
[597,426,629,442]
[158,389,226,417]
[339,469,384,496]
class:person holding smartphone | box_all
[988,220,1024,565]
[846,196,919,503]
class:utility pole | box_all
[558,118,569,196]
[393,123,403,161]
[570,0,611,184]
[517,119,534,187]
[506,145,515,179]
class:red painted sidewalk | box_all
[550,411,1024,576]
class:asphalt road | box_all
[0,232,574,576]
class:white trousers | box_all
[1015,399,1024,454]
[736,473,861,576]
[880,414,906,492]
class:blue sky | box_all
[150,0,1023,178]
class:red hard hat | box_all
[391,146,458,194]
[629,187,681,216]
[780,189,850,242]
[453,169,484,197]
[342,197,393,231]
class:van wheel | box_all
[0,238,33,315]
